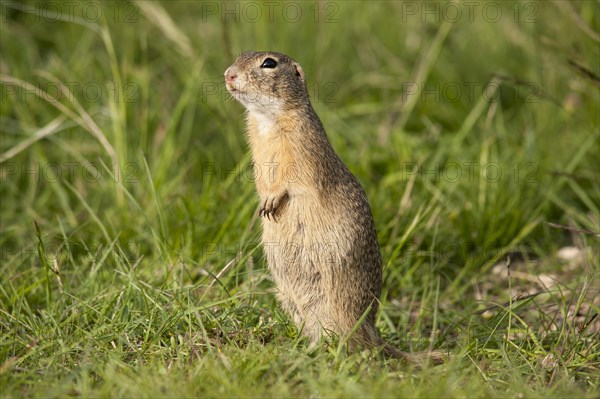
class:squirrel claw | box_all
[259,192,287,222]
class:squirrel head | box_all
[225,51,309,117]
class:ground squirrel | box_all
[224,51,440,362]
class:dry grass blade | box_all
[0,115,66,163]
[546,222,600,238]
[552,0,600,43]
[0,74,117,162]
[135,1,195,58]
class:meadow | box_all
[1,1,599,397]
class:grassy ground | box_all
[1,1,599,398]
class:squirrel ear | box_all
[293,63,305,83]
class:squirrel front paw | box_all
[259,191,289,222]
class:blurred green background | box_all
[1,1,598,397]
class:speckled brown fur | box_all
[224,52,440,361]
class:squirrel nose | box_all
[225,66,238,83]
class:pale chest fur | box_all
[247,112,305,197]
[246,112,345,267]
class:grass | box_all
[1,0,599,398]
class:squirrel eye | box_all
[260,58,278,69]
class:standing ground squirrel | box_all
[224,51,441,362]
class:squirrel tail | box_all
[380,341,447,365]
[355,325,447,365]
